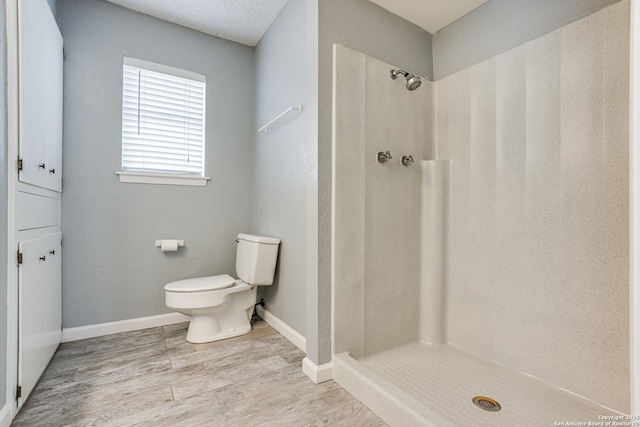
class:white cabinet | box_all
[18,232,62,402]
[17,191,59,231]
[12,0,63,408]
[18,0,63,192]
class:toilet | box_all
[164,233,280,343]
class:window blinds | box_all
[121,58,206,176]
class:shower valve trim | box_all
[401,155,415,167]
[377,151,393,164]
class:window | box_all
[117,57,209,186]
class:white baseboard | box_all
[254,307,331,384]
[256,306,306,352]
[302,357,333,384]
[0,403,12,427]
[62,312,190,342]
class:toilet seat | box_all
[164,274,235,292]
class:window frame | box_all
[117,57,210,186]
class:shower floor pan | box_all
[333,343,622,427]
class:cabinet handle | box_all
[39,256,46,261]
[38,163,46,169]
[49,169,55,174]
[49,250,55,255]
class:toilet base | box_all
[186,320,252,344]
[184,302,255,344]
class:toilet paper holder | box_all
[155,240,185,249]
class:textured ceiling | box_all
[103,0,289,46]
[104,0,489,47]
[367,0,488,34]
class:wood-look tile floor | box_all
[12,317,387,427]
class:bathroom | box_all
[1,0,639,426]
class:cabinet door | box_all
[18,232,62,404]
[18,0,63,192]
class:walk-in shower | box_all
[331,1,631,425]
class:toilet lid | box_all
[164,274,235,292]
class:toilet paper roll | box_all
[160,239,179,252]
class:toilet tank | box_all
[235,233,280,286]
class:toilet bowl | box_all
[164,233,280,344]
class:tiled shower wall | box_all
[435,0,629,412]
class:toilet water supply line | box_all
[376,151,414,166]
[252,298,265,318]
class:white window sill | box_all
[116,171,210,187]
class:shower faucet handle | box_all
[377,151,393,164]
[401,155,414,167]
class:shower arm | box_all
[390,69,409,80]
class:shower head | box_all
[390,69,422,91]
[405,74,422,91]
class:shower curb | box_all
[332,353,450,427]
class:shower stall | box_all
[331,1,631,425]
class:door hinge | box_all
[16,385,21,399]
[17,158,23,171]
[17,250,22,265]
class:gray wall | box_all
[47,0,56,19]
[254,0,307,336]
[58,0,255,327]
[313,0,432,365]
[0,0,7,407]
[433,0,622,79]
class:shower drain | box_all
[472,396,502,412]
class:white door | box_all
[18,0,63,192]
[18,232,62,404]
